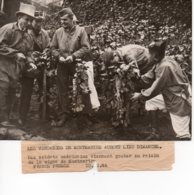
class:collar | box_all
[15,22,27,32]
[63,25,76,33]
[13,23,20,31]
[34,30,42,36]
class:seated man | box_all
[131,40,191,140]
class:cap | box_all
[59,8,74,19]
[148,39,167,54]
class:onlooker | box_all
[19,12,50,126]
[0,3,36,127]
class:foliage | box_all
[32,52,90,118]
[102,61,140,127]
[70,60,90,113]
[39,0,191,126]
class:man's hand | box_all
[65,56,73,63]
[29,63,37,70]
[43,48,50,54]
[133,68,140,77]
[131,92,142,102]
[59,56,66,63]
[32,51,41,61]
[16,53,26,61]
[59,56,74,64]
[26,63,37,73]
[32,51,41,56]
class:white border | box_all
[0,140,194,195]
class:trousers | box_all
[57,62,75,114]
[19,77,34,122]
[19,72,49,122]
[170,113,191,138]
[0,81,16,122]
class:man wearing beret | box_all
[18,12,50,126]
[0,3,36,127]
[131,40,191,140]
[51,8,91,126]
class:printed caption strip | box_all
[22,141,174,173]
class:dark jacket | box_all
[28,28,50,52]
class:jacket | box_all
[117,44,151,74]
[51,25,91,61]
[28,28,50,52]
[0,22,34,83]
[141,56,191,116]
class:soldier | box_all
[102,44,166,132]
[0,3,36,127]
[51,8,92,126]
[131,40,191,140]
[102,44,153,76]
[18,12,50,126]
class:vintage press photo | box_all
[0,0,191,142]
[2,0,190,172]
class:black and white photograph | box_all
[0,0,192,141]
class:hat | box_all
[148,39,167,61]
[59,8,74,19]
[16,3,35,19]
[148,39,167,54]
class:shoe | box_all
[56,120,65,127]
[145,133,160,141]
[0,121,15,127]
[76,113,94,130]
[93,107,100,112]
[176,135,191,141]
[87,114,99,124]
[145,127,160,140]
[56,115,69,127]
[176,137,191,141]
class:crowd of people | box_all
[0,3,191,140]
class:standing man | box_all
[19,12,50,126]
[131,40,191,140]
[0,3,36,127]
[51,8,91,126]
